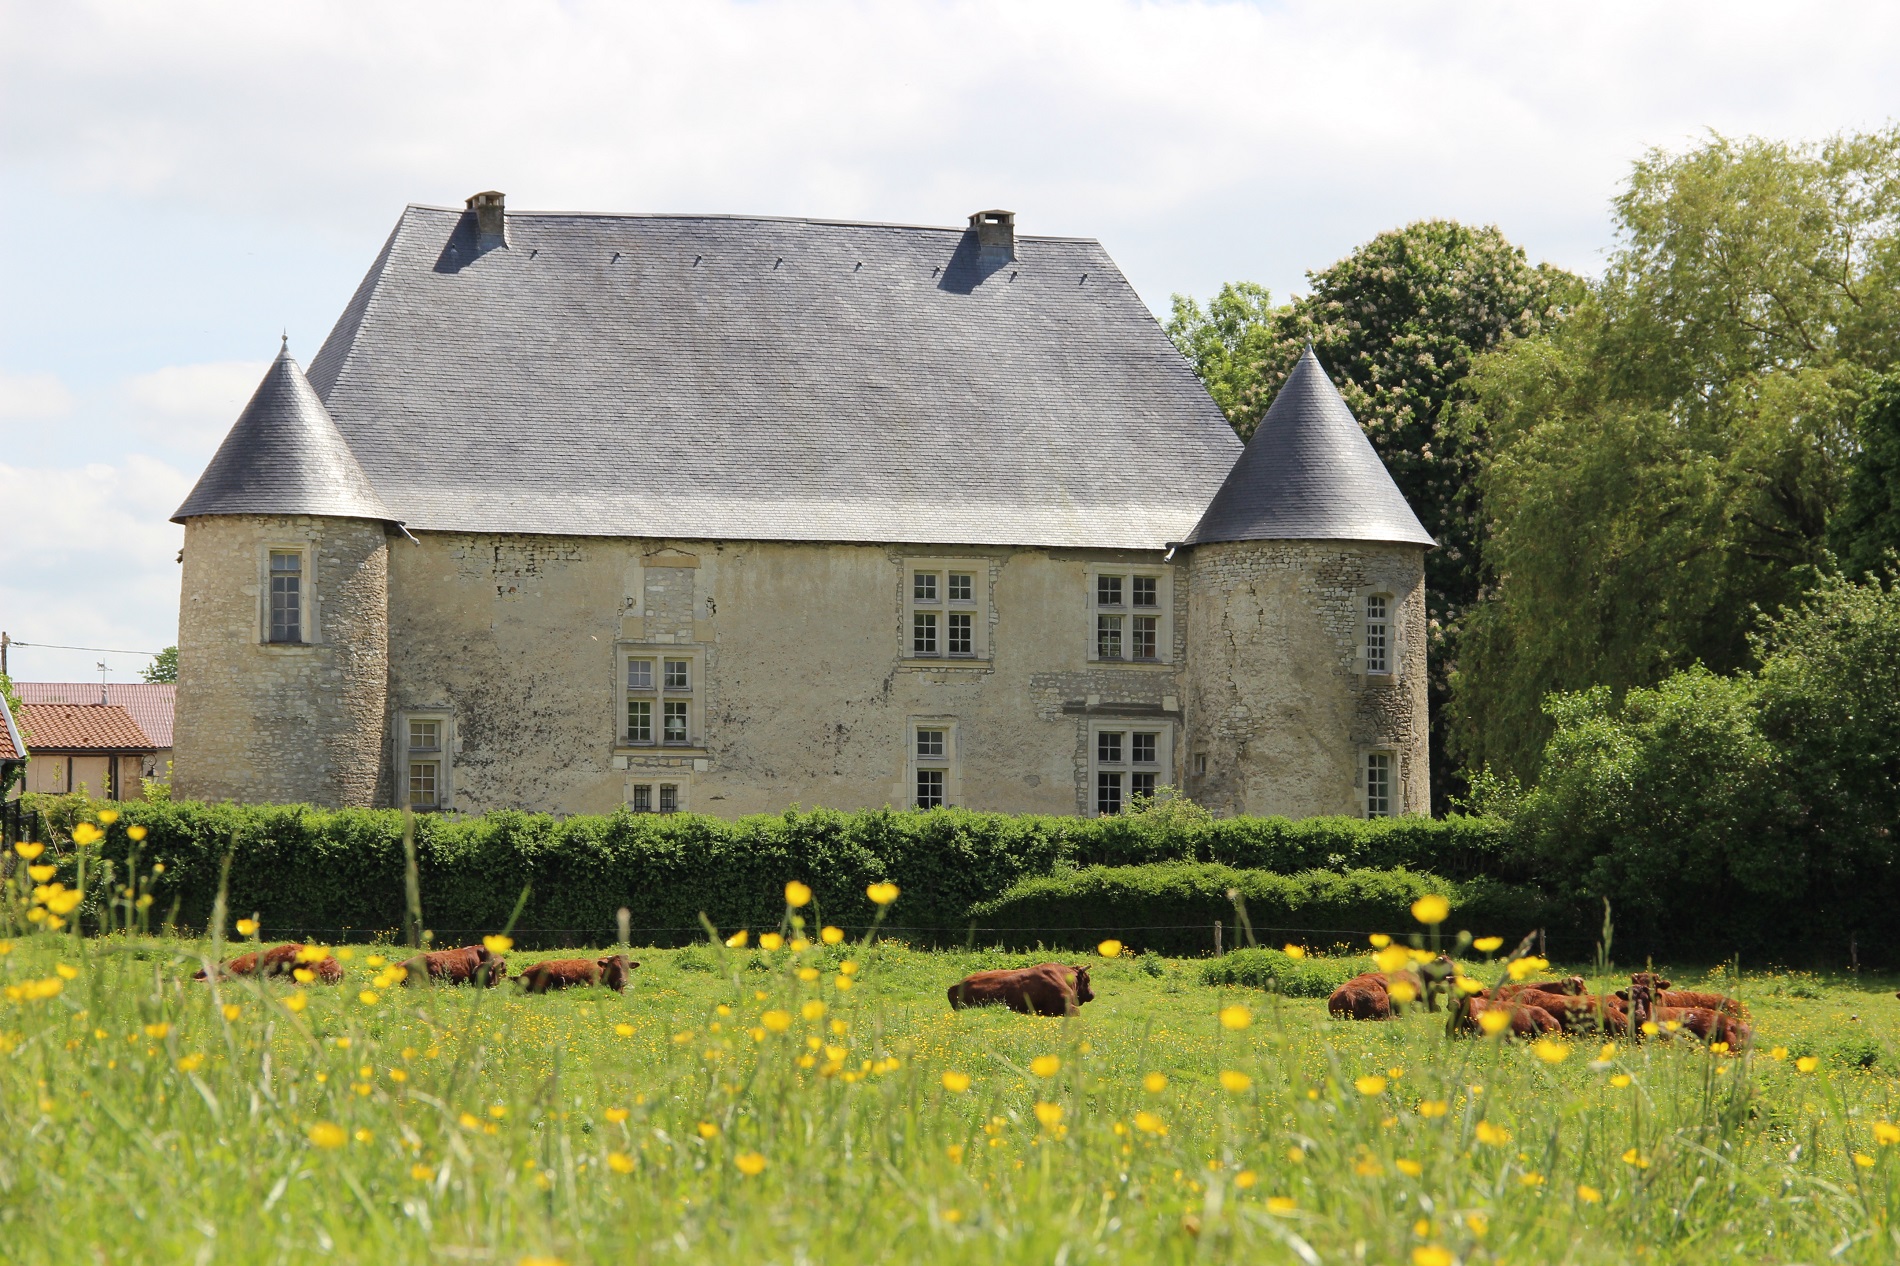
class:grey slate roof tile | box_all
[172,346,395,524]
[1184,347,1434,548]
[295,206,1244,550]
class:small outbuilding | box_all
[18,702,158,800]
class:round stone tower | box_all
[170,344,394,807]
[1180,348,1433,818]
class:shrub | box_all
[1199,948,1364,997]
[963,863,1551,957]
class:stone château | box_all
[172,194,1432,819]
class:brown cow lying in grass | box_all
[1450,992,1562,1037]
[1625,974,1753,1048]
[948,964,1094,1017]
[194,944,341,983]
[1614,974,1750,1021]
[399,945,508,988]
[1507,986,1628,1035]
[1327,955,1456,1020]
[516,955,637,993]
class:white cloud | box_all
[122,359,268,451]
[0,370,74,419]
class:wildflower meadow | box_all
[4,827,1900,1264]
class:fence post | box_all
[1214,919,1223,957]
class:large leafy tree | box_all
[1170,223,1574,808]
[142,646,178,684]
[1831,373,1900,580]
[1452,128,1900,780]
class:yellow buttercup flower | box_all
[1622,1148,1648,1168]
[1143,1071,1168,1093]
[614,1022,634,1037]
[697,1122,720,1139]
[1410,894,1450,925]
[411,1164,435,1181]
[1218,1070,1252,1093]
[1875,1122,1900,1146]
[1388,981,1418,1004]
[358,990,380,1006]
[1266,1196,1296,1214]
[1768,1046,1788,1060]
[1417,1100,1448,1118]
[801,1000,827,1021]
[1369,933,1391,948]
[1473,936,1503,953]
[222,1004,241,1021]
[177,1052,205,1072]
[1610,1074,1632,1088]
[839,960,858,976]
[866,882,899,906]
[608,1151,636,1173]
[1454,976,1486,995]
[1477,1010,1512,1036]
[284,991,308,1013]
[820,926,845,945]
[797,966,820,982]
[72,823,103,846]
[293,969,316,984]
[1355,1074,1388,1096]
[761,1010,792,1033]
[1219,1005,1253,1030]
[725,930,750,949]
[785,881,812,907]
[942,1071,971,1093]
[1412,1247,1453,1266]
[235,918,259,937]
[1032,1102,1064,1128]
[1373,945,1411,974]
[1855,1152,1876,1168]
[143,1022,170,1040]
[97,810,119,825]
[604,1107,630,1123]
[1507,955,1549,982]
[1097,939,1123,958]
[295,945,331,964]
[55,963,79,980]
[1134,1110,1166,1135]
[460,1113,482,1130]
[307,1122,347,1149]
[1234,1169,1257,1189]
[127,824,148,841]
[735,1151,767,1176]
[1395,1158,1423,1177]
[1030,1054,1060,1077]
[1795,1055,1819,1073]
[14,841,44,860]
[1474,1120,1510,1146]
[28,865,57,883]
[758,932,784,951]
[1532,1039,1569,1064]
[1577,1183,1602,1203]
[1282,943,1306,959]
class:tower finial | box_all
[281,330,289,353]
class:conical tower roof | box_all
[1184,347,1432,547]
[172,344,394,524]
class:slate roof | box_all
[16,683,175,748]
[0,694,23,763]
[18,703,157,753]
[285,204,1243,550]
[172,345,395,524]
[1185,347,1434,548]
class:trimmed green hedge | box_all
[1198,948,1367,998]
[965,863,1553,957]
[14,796,1521,948]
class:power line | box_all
[7,641,162,657]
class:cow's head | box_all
[597,954,636,990]
[1069,965,1095,1005]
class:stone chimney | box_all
[467,191,508,250]
[969,209,1015,262]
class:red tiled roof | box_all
[16,683,175,748]
[18,703,156,753]
[0,695,22,762]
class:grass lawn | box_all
[3,924,1899,1265]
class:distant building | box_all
[18,703,158,800]
[171,195,1432,820]
[0,693,25,798]
[16,683,174,782]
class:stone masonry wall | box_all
[173,515,389,806]
[1182,540,1429,817]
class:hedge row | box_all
[965,863,1554,957]
[14,796,1520,947]
[1198,947,1367,998]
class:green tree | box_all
[1165,282,1280,430]
[1453,128,1900,780]
[142,646,178,684]
[1831,372,1900,580]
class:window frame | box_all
[1087,720,1173,816]
[1086,563,1172,665]
[1363,592,1394,678]
[627,777,689,814]
[1362,749,1397,818]
[902,559,989,663]
[620,645,704,750]
[397,709,454,811]
[907,718,960,809]
[259,543,315,645]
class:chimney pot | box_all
[467,190,508,250]
[969,209,1015,261]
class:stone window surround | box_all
[257,541,318,646]
[619,643,706,752]
[1085,562,1172,667]
[1087,718,1173,816]
[1356,586,1399,681]
[628,774,689,813]
[398,708,455,811]
[902,558,990,666]
[1358,745,1400,818]
[907,716,961,809]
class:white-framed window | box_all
[1364,594,1393,676]
[1088,722,1172,815]
[628,779,686,813]
[623,647,702,747]
[399,711,453,810]
[260,544,314,644]
[908,719,958,808]
[1087,564,1171,663]
[1364,751,1394,818]
[904,560,988,661]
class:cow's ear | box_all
[1658,979,1672,990]
[1614,989,1629,1000]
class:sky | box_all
[1,0,1896,683]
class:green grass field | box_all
[3,919,1899,1265]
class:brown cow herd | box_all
[194,943,639,994]
[194,947,1752,1049]
[1328,964,1754,1048]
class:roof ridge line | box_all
[400,202,1101,243]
